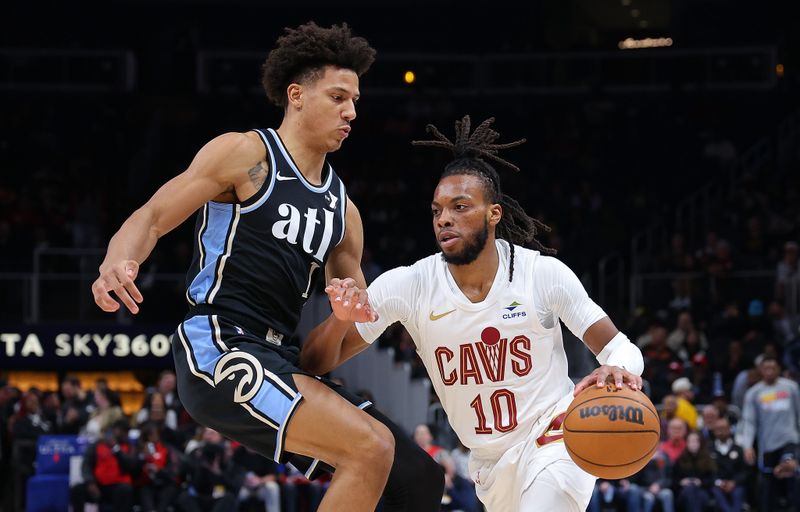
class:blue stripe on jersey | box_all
[248,374,300,434]
[188,203,234,303]
[180,315,299,438]
[181,315,221,379]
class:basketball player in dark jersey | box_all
[91,22,442,511]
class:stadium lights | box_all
[618,37,674,50]
[404,70,416,84]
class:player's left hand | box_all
[573,365,642,396]
[325,277,379,323]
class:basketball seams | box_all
[565,441,658,469]
[562,388,661,478]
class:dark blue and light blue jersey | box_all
[185,128,347,341]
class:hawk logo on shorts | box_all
[213,351,264,403]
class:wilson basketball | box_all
[562,384,660,479]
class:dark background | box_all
[1,0,797,332]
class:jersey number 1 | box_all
[469,389,518,434]
[301,262,321,299]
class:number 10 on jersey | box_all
[470,389,518,434]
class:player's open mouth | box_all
[439,232,459,249]
[338,127,351,138]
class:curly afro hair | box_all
[261,22,376,108]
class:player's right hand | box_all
[92,260,143,314]
[325,277,378,323]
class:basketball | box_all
[563,383,660,480]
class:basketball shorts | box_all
[468,394,596,512]
[172,313,371,478]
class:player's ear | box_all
[287,83,303,110]
[489,203,502,227]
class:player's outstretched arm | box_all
[300,198,375,374]
[92,132,263,314]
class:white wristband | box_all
[596,332,644,376]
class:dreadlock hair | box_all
[412,115,556,282]
[261,21,376,108]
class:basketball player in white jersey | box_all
[300,116,645,511]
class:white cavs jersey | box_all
[356,239,607,460]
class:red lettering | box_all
[476,338,507,382]
[470,395,492,434]
[470,389,519,435]
[460,344,483,385]
[510,335,532,377]
[435,347,457,386]
[492,389,518,433]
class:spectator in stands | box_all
[710,418,747,512]
[450,439,471,483]
[775,241,800,317]
[631,450,674,512]
[768,299,800,376]
[60,375,91,427]
[10,391,52,440]
[640,319,677,401]
[449,440,479,512]
[711,394,736,425]
[94,378,121,408]
[719,340,748,395]
[769,300,800,349]
[83,387,124,441]
[71,419,136,511]
[413,423,449,465]
[39,391,61,431]
[177,431,244,512]
[667,311,708,360]
[671,377,699,430]
[709,301,747,354]
[699,404,720,443]
[588,478,643,512]
[738,355,800,511]
[153,370,182,420]
[731,356,762,411]
[9,391,52,490]
[659,394,678,441]
[413,424,479,512]
[672,431,715,512]
[136,391,180,448]
[689,352,714,404]
[660,418,688,464]
[233,444,281,512]
[668,276,693,313]
[135,421,177,512]
[184,425,217,456]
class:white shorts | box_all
[468,401,596,512]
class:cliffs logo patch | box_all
[579,404,645,425]
[502,301,526,320]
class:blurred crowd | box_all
[0,371,357,512]
[1,17,799,512]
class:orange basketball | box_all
[562,383,660,479]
